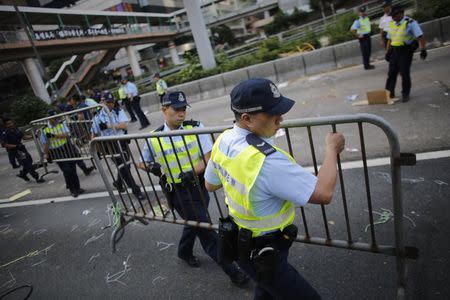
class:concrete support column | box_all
[126,45,142,77]
[22,58,50,103]
[169,41,181,65]
[183,0,216,70]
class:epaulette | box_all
[154,124,165,132]
[246,133,276,156]
[182,119,201,127]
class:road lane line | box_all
[1,150,449,208]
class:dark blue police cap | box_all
[48,109,57,116]
[230,78,294,116]
[161,91,190,108]
[359,6,367,13]
[382,1,392,8]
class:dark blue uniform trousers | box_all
[359,34,372,69]
[170,184,239,277]
[385,46,414,98]
[238,248,321,300]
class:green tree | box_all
[413,0,450,22]
[10,94,50,126]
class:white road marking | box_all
[1,150,449,208]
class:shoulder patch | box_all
[153,124,165,132]
[182,119,200,127]
[246,133,276,156]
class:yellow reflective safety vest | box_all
[150,122,201,184]
[156,79,167,95]
[210,131,295,237]
[389,18,414,46]
[118,87,127,100]
[43,123,67,149]
[357,17,371,35]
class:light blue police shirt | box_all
[205,125,317,217]
[91,108,129,136]
[386,16,423,44]
[123,81,139,97]
[351,17,370,35]
[140,122,213,163]
[39,121,70,148]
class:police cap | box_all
[230,78,294,116]
[161,91,190,108]
[390,5,404,16]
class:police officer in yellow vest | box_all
[40,110,84,197]
[205,78,345,299]
[118,81,137,122]
[153,73,167,104]
[351,6,375,70]
[138,91,249,287]
[385,5,427,102]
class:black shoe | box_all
[179,255,200,268]
[139,124,149,130]
[77,188,86,194]
[35,177,45,183]
[12,165,20,169]
[364,65,375,70]
[389,93,396,99]
[130,119,137,123]
[83,166,95,176]
[71,190,79,198]
[113,181,126,193]
[229,270,250,288]
[17,173,30,182]
[402,95,410,102]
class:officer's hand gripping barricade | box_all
[89,114,419,298]
[144,162,173,211]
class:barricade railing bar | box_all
[89,113,418,299]
[29,105,102,176]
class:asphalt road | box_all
[0,157,449,299]
[0,46,449,299]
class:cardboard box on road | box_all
[352,90,399,106]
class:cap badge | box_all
[270,83,280,98]
[178,93,185,102]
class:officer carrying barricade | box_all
[137,91,249,286]
[91,95,144,200]
[40,110,85,197]
[205,78,345,299]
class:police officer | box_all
[91,96,144,200]
[122,78,150,130]
[379,1,393,48]
[1,118,44,183]
[385,5,427,102]
[118,80,137,122]
[138,91,249,286]
[153,73,167,104]
[41,111,84,197]
[205,78,345,299]
[351,6,375,70]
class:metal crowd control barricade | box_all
[89,113,418,299]
[29,104,101,177]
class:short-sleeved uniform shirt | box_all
[123,82,139,98]
[91,108,129,137]
[386,16,423,45]
[140,121,212,163]
[205,125,317,217]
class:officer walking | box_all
[351,6,375,70]
[379,1,392,48]
[138,91,249,286]
[41,111,84,197]
[121,78,150,130]
[153,73,168,104]
[385,5,427,102]
[1,118,45,183]
[205,78,345,299]
[118,80,137,122]
[91,97,144,200]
